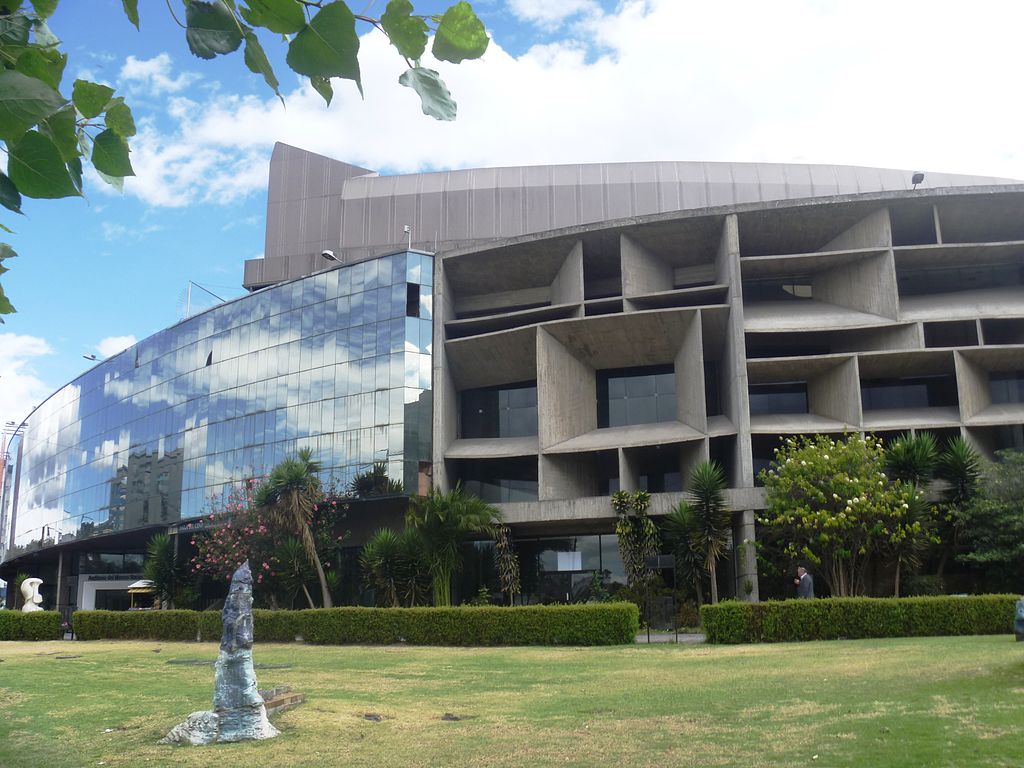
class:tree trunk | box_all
[301,582,316,609]
[709,562,719,604]
[893,559,902,598]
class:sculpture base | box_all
[161,705,279,745]
[161,646,280,745]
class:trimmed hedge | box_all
[0,610,61,641]
[701,595,1019,644]
[71,602,640,646]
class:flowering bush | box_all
[759,434,929,596]
[190,479,348,605]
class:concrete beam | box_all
[537,327,597,449]
[821,207,892,251]
[540,454,598,501]
[955,350,991,420]
[551,240,585,306]
[808,357,861,426]
[621,233,673,299]
[814,251,900,320]
[675,311,707,431]
[445,326,537,390]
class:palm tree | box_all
[685,461,731,604]
[406,485,502,607]
[885,432,938,485]
[934,436,982,577]
[254,447,333,608]
[662,502,705,606]
[360,527,431,607]
[349,462,405,499]
[143,532,181,609]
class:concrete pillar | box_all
[537,328,596,449]
[733,510,759,602]
[814,251,900,320]
[680,439,709,487]
[551,240,585,307]
[716,215,753,487]
[674,311,707,431]
[808,357,861,427]
[821,208,892,251]
[932,204,944,244]
[618,447,637,492]
[540,454,597,501]
[55,549,65,615]
[432,269,458,491]
[621,233,672,300]
[954,350,990,420]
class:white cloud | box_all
[111,0,1024,211]
[507,0,600,26]
[120,54,199,95]
[95,335,137,358]
[0,334,54,426]
[101,221,163,242]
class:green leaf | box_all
[30,0,58,19]
[104,97,136,138]
[39,105,78,161]
[72,79,114,119]
[0,171,22,214]
[91,129,134,177]
[121,0,139,29]
[432,1,488,63]
[240,0,304,35]
[381,0,428,61]
[0,282,17,319]
[399,67,455,121]
[95,168,125,193]
[309,75,333,106]
[66,155,82,194]
[186,0,244,60]
[7,130,80,198]
[0,13,30,51]
[32,18,59,47]
[286,2,361,92]
[0,69,66,143]
[242,29,281,100]
[14,46,67,90]
[0,243,17,261]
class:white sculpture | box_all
[20,577,43,612]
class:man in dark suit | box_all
[794,565,815,598]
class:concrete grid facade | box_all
[3,143,1023,607]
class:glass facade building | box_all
[3,251,433,559]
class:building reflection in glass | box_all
[4,252,433,560]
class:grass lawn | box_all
[0,636,1021,767]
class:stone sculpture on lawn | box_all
[20,578,43,612]
[162,561,279,744]
[1015,597,1024,642]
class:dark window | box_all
[861,375,958,410]
[991,370,1024,404]
[631,445,683,493]
[982,318,1024,345]
[705,361,722,417]
[406,284,420,317]
[748,382,808,416]
[597,365,675,428]
[460,382,538,438]
[743,276,813,302]
[924,321,978,348]
[456,457,538,503]
[897,264,1024,296]
[890,204,938,246]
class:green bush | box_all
[701,595,1018,644]
[0,610,61,640]
[71,602,640,646]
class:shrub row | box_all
[0,610,61,641]
[701,594,1019,644]
[72,602,640,646]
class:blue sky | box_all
[2,0,1023,428]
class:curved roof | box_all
[249,143,1016,288]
